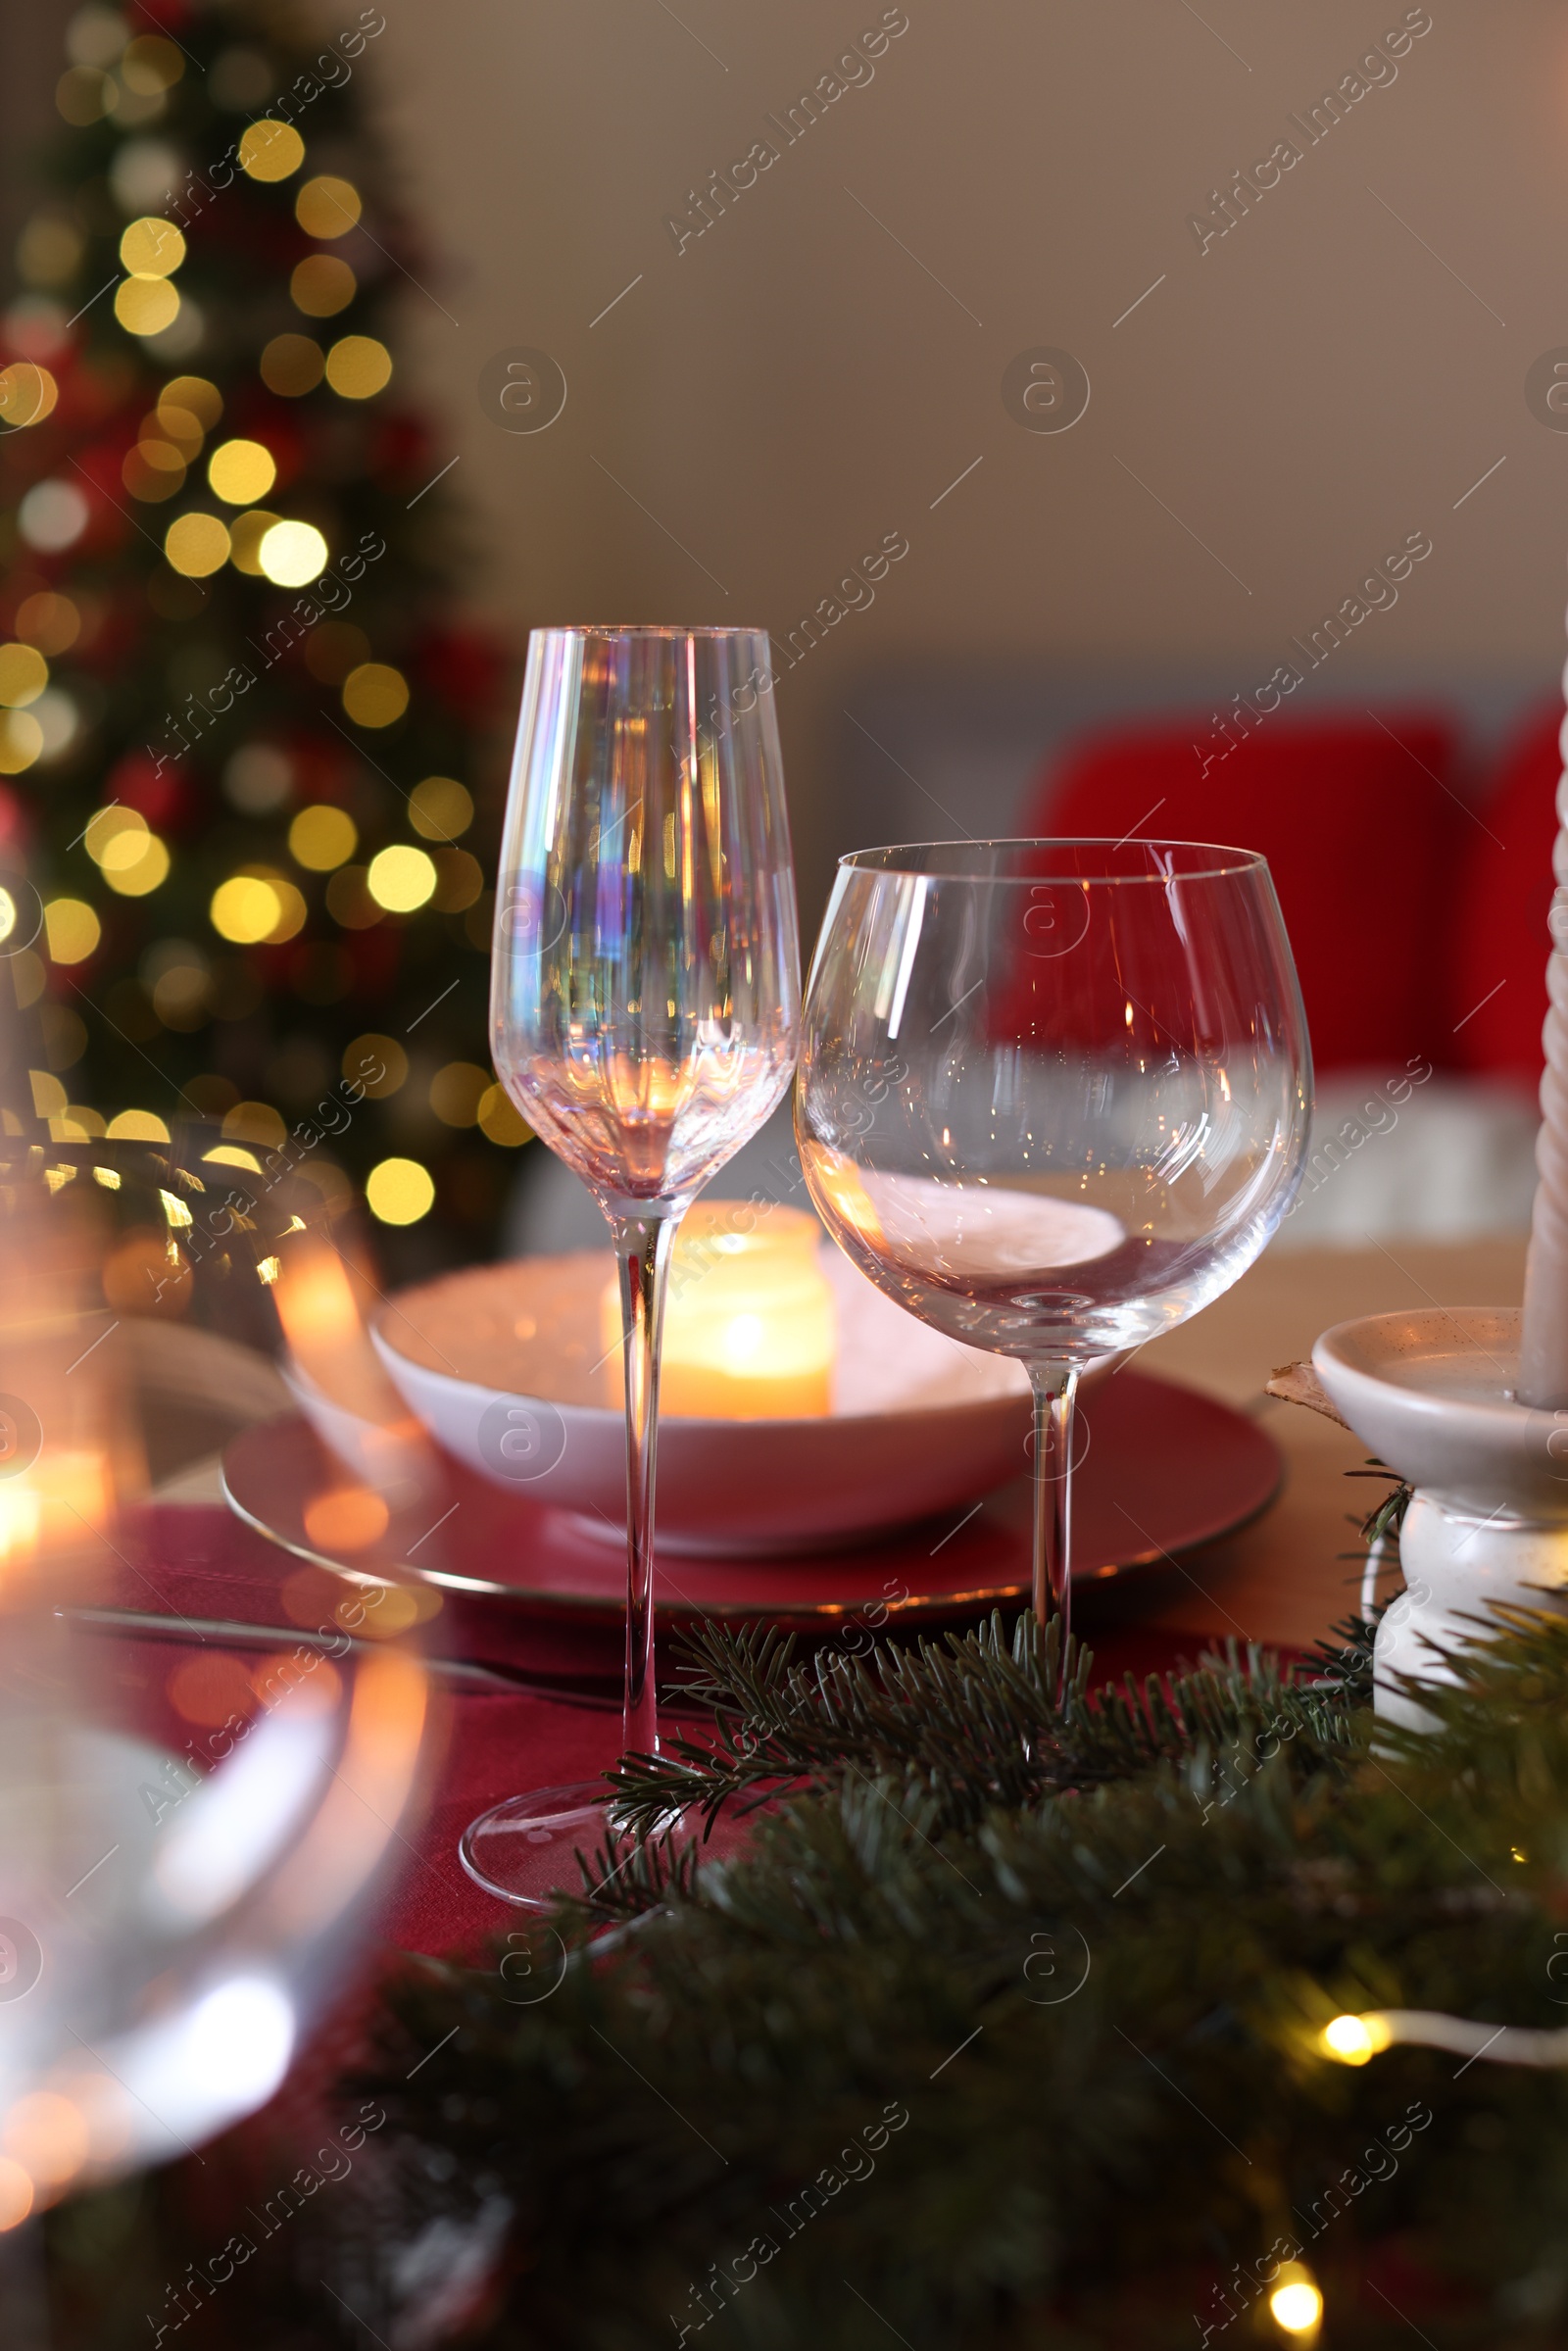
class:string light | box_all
[1268,2269,1323,2338]
[1319,2013,1392,2065]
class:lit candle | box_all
[1518,679,1568,1406]
[601,1202,837,1420]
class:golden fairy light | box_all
[295,175,362,237]
[257,519,327,587]
[367,845,435,912]
[43,900,100,964]
[260,334,323,397]
[118,218,184,277]
[0,645,47,708]
[409,776,473,840]
[0,364,60,429]
[164,511,229,578]
[323,335,391,399]
[207,438,276,506]
[288,806,357,871]
[290,255,356,318]
[341,662,409,728]
[366,1158,434,1226]
[238,121,306,181]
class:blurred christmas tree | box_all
[0,0,525,1267]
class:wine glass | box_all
[796,840,1310,1669]
[461,626,800,1905]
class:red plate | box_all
[221,1369,1278,1632]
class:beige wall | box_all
[367,0,1568,913]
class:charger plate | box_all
[220,1368,1279,1632]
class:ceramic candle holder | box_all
[1313,1308,1568,1727]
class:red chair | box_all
[1017,714,1461,1073]
[1446,704,1556,1088]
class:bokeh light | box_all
[42,903,99,968]
[0,713,42,774]
[162,373,221,429]
[104,834,171,899]
[211,875,282,945]
[164,511,229,577]
[0,645,48,708]
[366,1157,435,1226]
[1269,2278,1323,2336]
[208,437,277,506]
[429,1062,490,1127]
[19,480,88,551]
[409,775,473,840]
[431,849,484,911]
[119,217,185,277]
[122,34,184,94]
[324,334,391,399]
[343,1035,407,1097]
[0,363,59,429]
[342,661,408,728]
[114,276,180,336]
[106,1110,171,1142]
[367,845,436,911]
[86,808,149,869]
[290,255,356,318]
[238,120,306,181]
[260,333,323,396]
[477,1083,530,1146]
[17,217,83,288]
[257,519,327,587]
[288,805,358,871]
[295,176,362,238]
[15,593,79,655]
[227,509,281,575]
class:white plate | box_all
[368,1249,1052,1557]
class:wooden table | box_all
[1112,1237,1526,1652]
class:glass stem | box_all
[609,1203,681,1761]
[1028,1364,1079,1686]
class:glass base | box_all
[459,1782,760,1910]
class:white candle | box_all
[1516,691,1568,1406]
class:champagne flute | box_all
[796,840,1309,1672]
[461,626,800,1905]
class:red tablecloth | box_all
[103,1503,1261,1957]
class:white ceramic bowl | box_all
[370,1249,1044,1556]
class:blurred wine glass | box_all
[796,840,1309,1665]
[0,1116,435,2269]
[462,625,800,1906]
